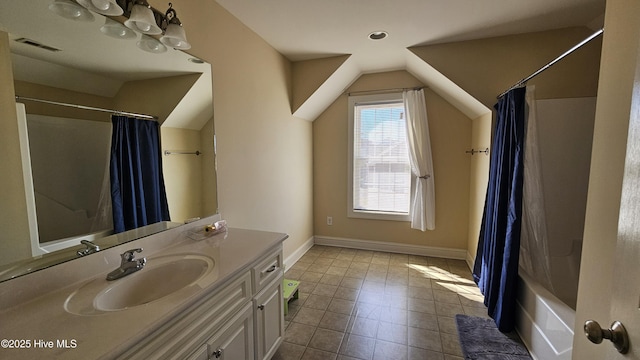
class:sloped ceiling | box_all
[216,0,606,121]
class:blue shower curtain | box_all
[473,87,526,332]
[110,115,170,233]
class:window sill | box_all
[348,210,410,222]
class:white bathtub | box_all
[515,239,582,360]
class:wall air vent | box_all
[14,38,61,52]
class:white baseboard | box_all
[314,236,467,260]
[284,236,315,271]
[466,251,475,270]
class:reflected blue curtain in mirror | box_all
[110,115,170,233]
[473,87,526,332]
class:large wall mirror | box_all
[0,0,217,281]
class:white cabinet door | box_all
[254,278,284,360]
[208,303,254,360]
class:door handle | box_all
[584,320,629,354]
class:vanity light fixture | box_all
[48,0,95,21]
[159,3,191,50]
[76,0,124,16]
[100,17,137,39]
[137,34,167,53]
[124,0,162,35]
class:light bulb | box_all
[135,22,152,33]
[91,0,110,11]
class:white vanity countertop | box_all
[0,223,288,360]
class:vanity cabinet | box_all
[254,279,284,360]
[117,244,283,360]
[206,303,254,360]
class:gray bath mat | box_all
[455,314,532,360]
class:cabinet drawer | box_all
[251,247,283,293]
[119,271,252,360]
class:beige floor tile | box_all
[308,328,345,353]
[340,277,363,289]
[376,322,408,344]
[333,286,360,301]
[320,274,344,286]
[408,327,442,352]
[408,311,439,331]
[349,316,379,338]
[326,266,348,276]
[301,272,324,283]
[293,307,326,326]
[302,347,338,360]
[440,332,463,357]
[284,322,317,346]
[339,334,376,359]
[313,284,339,297]
[277,246,481,360]
[273,341,306,360]
[436,316,458,335]
[373,339,408,360]
[319,311,350,332]
[327,298,356,315]
[304,294,332,310]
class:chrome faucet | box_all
[106,248,146,281]
[77,240,100,257]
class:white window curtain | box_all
[403,89,435,231]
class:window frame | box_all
[347,92,414,222]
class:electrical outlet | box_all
[327,216,333,226]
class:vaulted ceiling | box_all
[216,0,606,120]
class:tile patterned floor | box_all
[273,245,489,360]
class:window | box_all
[348,93,412,221]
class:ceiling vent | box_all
[14,38,61,52]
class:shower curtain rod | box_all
[347,86,425,96]
[15,96,158,120]
[497,28,604,99]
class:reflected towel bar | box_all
[466,148,489,155]
[164,150,201,156]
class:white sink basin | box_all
[65,254,215,315]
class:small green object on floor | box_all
[282,279,300,316]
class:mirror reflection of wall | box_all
[0,0,217,278]
[26,113,113,243]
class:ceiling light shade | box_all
[100,18,137,39]
[160,23,191,50]
[48,0,95,21]
[124,3,162,35]
[137,35,167,53]
[76,0,124,16]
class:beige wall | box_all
[161,127,203,222]
[114,74,199,125]
[466,112,491,263]
[199,118,218,217]
[14,80,114,122]
[314,70,471,250]
[291,55,350,113]
[159,0,314,259]
[411,27,602,110]
[573,0,640,356]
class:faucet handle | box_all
[121,248,143,262]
